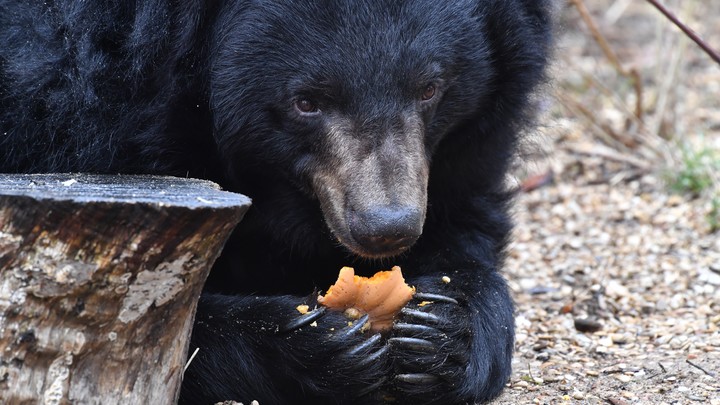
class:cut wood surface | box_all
[0,174,251,405]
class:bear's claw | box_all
[353,339,389,368]
[392,323,438,335]
[280,306,327,333]
[395,373,440,384]
[337,313,372,339]
[343,327,380,356]
[388,337,435,353]
[399,307,441,324]
[413,292,459,304]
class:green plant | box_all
[666,144,719,197]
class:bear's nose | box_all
[348,206,423,256]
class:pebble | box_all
[614,374,632,383]
[620,391,637,400]
[611,333,631,344]
[575,318,603,333]
[514,380,530,388]
[698,267,720,286]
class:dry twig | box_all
[645,0,720,65]
[568,0,644,120]
[686,359,717,377]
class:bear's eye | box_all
[421,83,436,101]
[295,98,320,114]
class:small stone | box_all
[611,333,630,344]
[667,195,684,206]
[599,336,614,347]
[514,380,530,388]
[641,303,655,314]
[543,375,562,383]
[698,267,720,286]
[614,374,632,383]
[656,335,673,345]
[621,391,638,400]
[574,318,603,333]
[532,341,549,351]
[606,280,630,297]
[574,333,593,347]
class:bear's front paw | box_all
[388,290,472,404]
[281,304,390,402]
[389,284,513,404]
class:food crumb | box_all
[310,321,318,327]
[344,307,362,319]
[296,305,309,314]
[417,301,433,307]
[441,276,451,284]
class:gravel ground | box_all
[496,175,720,404]
[492,1,719,404]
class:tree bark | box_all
[0,174,251,405]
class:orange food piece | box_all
[317,266,415,331]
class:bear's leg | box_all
[180,294,390,405]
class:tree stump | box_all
[0,174,251,405]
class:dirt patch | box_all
[494,1,720,404]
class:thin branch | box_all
[568,0,623,72]
[686,359,717,377]
[645,0,720,65]
[563,142,652,171]
[568,0,644,120]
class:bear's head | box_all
[208,0,546,258]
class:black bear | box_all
[0,1,552,404]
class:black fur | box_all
[0,1,552,404]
